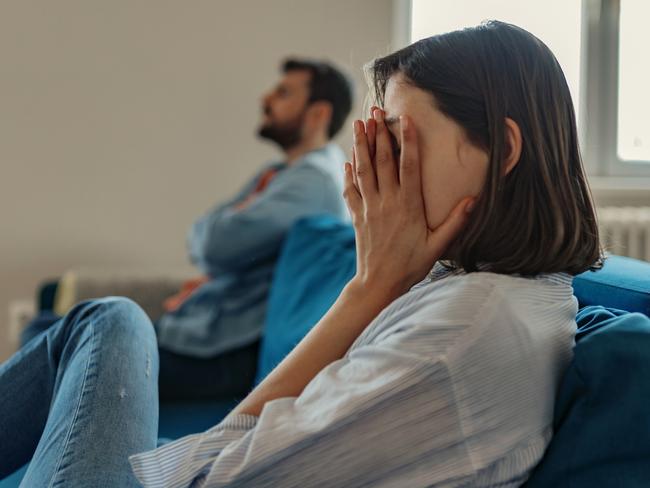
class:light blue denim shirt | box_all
[156,143,348,357]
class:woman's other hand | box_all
[344,109,475,300]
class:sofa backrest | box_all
[572,255,650,315]
[255,215,355,384]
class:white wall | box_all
[0,0,394,360]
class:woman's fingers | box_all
[427,197,475,256]
[398,115,422,210]
[351,146,359,190]
[372,108,399,194]
[343,162,363,217]
[366,118,376,161]
[353,119,378,199]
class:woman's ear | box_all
[503,117,522,175]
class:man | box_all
[2,58,353,485]
[153,58,353,400]
[19,58,353,402]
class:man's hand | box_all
[163,276,211,312]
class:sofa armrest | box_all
[55,268,193,322]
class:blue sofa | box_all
[2,215,649,487]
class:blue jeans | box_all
[23,311,260,402]
[0,297,159,487]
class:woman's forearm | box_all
[231,111,473,419]
[231,278,399,418]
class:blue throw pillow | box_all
[255,215,356,384]
[525,306,650,487]
[573,255,650,315]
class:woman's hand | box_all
[344,108,475,300]
[231,109,476,419]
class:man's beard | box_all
[257,110,305,150]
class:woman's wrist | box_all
[231,277,402,418]
[345,274,409,308]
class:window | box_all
[617,0,650,163]
[408,0,650,178]
[411,0,583,120]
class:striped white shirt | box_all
[130,264,577,487]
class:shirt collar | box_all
[426,261,573,287]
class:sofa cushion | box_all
[573,255,650,315]
[158,399,239,440]
[255,215,355,384]
[525,306,650,487]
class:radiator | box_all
[597,207,650,261]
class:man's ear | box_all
[306,100,333,132]
[503,117,522,175]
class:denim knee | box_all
[94,297,155,343]
[67,297,156,349]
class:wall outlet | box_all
[8,299,36,349]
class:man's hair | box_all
[283,58,354,139]
[368,20,602,276]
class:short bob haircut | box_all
[368,20,602,276]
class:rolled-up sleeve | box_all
[188,164,332,275]
[129,343,467,488]
[129,414,259,487]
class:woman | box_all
[0,20,600,487]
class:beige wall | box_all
[0,0,394,360]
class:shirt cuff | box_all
[217,412,259,431]
[129,414,258,487]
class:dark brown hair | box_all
[369,20,602,276]
[283,58,354,139]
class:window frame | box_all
[583,0,650,177]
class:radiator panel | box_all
[597,207,650,261]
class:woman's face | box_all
[383,74,489,229]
